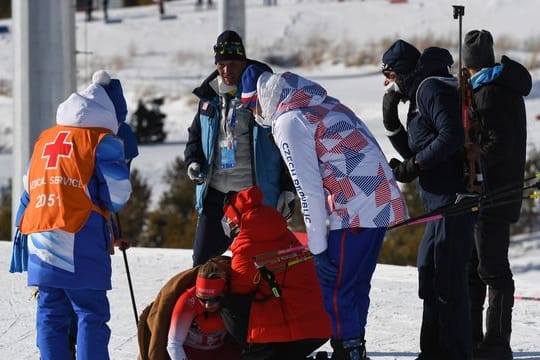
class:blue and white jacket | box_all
[184,61,289,212]
[22,83,131,290]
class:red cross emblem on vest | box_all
[42,131,73,169]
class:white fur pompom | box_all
[92,70,111,86]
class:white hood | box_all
[56,83,119,134]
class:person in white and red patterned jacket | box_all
[241,66,409,360]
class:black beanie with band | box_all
[214,30,247,64]
[382,39,421,75]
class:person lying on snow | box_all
[166,258,242,360]
[220,185,332,360]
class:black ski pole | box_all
[391,175,539,229]
[115,212,139,326]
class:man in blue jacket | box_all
[184,30,294,266]
[381,40,475,360]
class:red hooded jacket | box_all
[224,186,332,343]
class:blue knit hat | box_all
[382,39,421,75]
[92,70,128,122]
[241,65,268,109]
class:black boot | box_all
[469,253,487,349]
[330,338,369,360]
[474,284,514,360]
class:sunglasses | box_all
[381,63,396,79]
[197,295,224,304]
[213,42,245,56]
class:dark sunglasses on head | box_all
[381,63,396,79]
[213,42,245,56]
[197,295,224,304]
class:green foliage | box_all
[379,181,425,266]
[142,157,198,248]
[116,168,151,246]
[124,0,157,7]
[0,180,11,240]
[512,147,540,234]
[0,0,11,19]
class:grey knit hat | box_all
[463,30,495,69]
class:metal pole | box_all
[115,213,139,326]
[12,0,76,234]
[219,0,245,39]
[452,5,464,86]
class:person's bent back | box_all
[223,186,331,359]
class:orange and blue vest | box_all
[20,125,111,234]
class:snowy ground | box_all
[1,0,540,358]
[1,237,540,359]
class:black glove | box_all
[389,157,420,183]
[382,91,403,132]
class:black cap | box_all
[214,30,246,64]
[382,39,421,75]
[463,30,495,69]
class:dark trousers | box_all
[417,191,474,360]
[221,294,326,360]
[469,215,514,348]
[192,187,232,266]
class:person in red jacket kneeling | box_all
[221,186,331,359]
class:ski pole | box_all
[115,213,139,326]
[392,191,537,229]
[514,295,540,302]
[390,195,528,229]
[390,177,539,229]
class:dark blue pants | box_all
[417,191,474,360]
[317,227,386,341]
[192,187,232,266]
[37,286,110,360]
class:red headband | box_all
[195,277,226,297]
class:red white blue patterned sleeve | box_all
[273,112,329,255]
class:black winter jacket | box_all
[390,47,466,196]
[471,56,532,222]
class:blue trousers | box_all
[417,191,474,359]
[317,227,386,340]
[37,286,111,360]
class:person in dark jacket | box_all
[381,41,475,360]
[184,30,294,267]
[463,29,532,360]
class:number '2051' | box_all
[35,194,61,208]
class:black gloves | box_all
[382,91,403,133]
[389,157,420,183]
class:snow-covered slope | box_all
[2,238,540,359]
[0,1,540,358]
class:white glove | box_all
[166,341,187,360]
[187,162,204,185]
[276,191,296,220]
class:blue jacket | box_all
[184,61,288,212]
[23,84,131,290]
[391,48,466,196]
